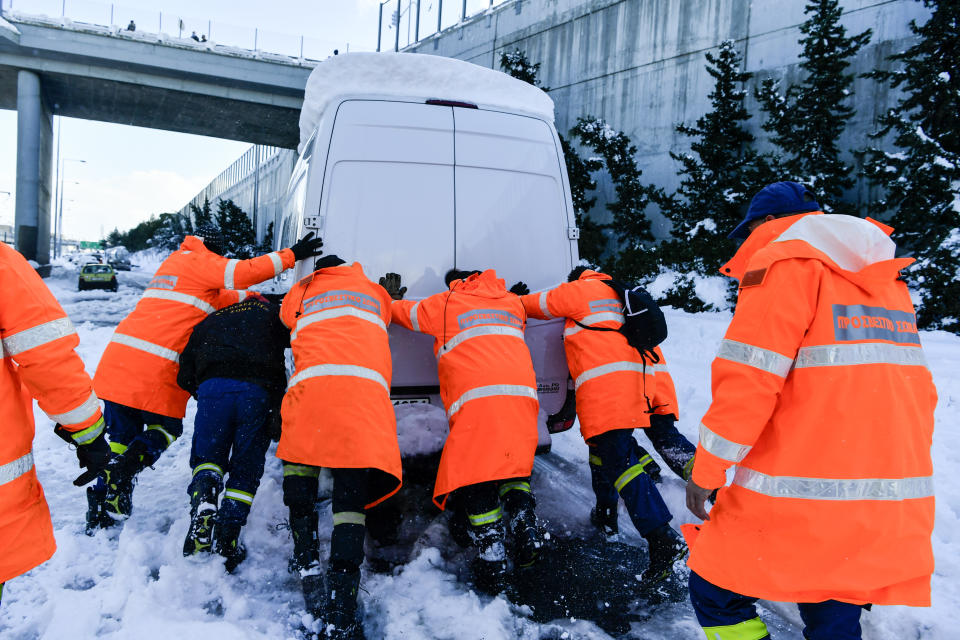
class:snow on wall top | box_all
[298,52,555,154]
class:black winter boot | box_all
[183,483,219,556]
[590,503,619,537]
[324,568,362,639]
[468,520,508,594]
[213,521,246,572]
[289,511,324,618]
[85,485,113,534]
[641,525,687,586]
[502,491,543,568]
[102,442,149,523]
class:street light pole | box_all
[58,158,85,258]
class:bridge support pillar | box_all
[15,70,54,269]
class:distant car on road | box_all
[78,263,118,292]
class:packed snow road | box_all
[1,259,957,639]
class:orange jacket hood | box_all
[577,269,612,283]
[720,212,914,293]
[449,269,508,298]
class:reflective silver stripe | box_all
[574,361,646,390]
[733,467,934,501]
[111,333,180,363]
[564,311,624,338]
[2,317,76,357]
[69,417,105,445]
[0,452,34,486]
[268,252,284,277]
[438,325,524,358]
[292,307,386,341]
[716,339,793,378]
[446,384,538,419]
[699,422,752,464]
[46,391,101,427]
[224,259,239,289]
[794,343,927,369]
[538,291,553,319]
[333,511,367,526]
[410,301,421,332]
[142,289,216,315]
[224,488,254,505]
[650,363,669,375]
[288,364,389,393]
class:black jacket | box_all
[177,297,289,399]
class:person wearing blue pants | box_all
[87,402,183,531]
[177,294,289,570]
[689,570,867,640]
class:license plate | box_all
[392,397,430,406]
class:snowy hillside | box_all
[1,263,957,639]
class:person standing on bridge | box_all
[0,243,109,604]
[88,226,324,531]
[684,182,936,639]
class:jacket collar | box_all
[181,235,211,253]
[720,212,912,285]
[578,269,612,282]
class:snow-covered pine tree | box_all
[153,212,193,250]
[861,0,960,331]
[189,196,213,230]
[215,199,257,259]
[651,40,773,310]
[571,116,656,280]
[757,0,871,214]
[499,49,607,265]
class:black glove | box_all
[314,254,346,269]
[509,281,530,296]
[379,273,406,300]
[289,232,324,261]
[261,292,285,306]
[55,423,112,487]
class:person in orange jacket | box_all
[582,342,697,536]
[90,228,324,529]
[278,255,402,637]
[520,268,688,585]
[1,244,110,603]
[684,182,937,640]
[383,268,543,593]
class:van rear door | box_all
[453,108,572,415]
[317,100,455,389]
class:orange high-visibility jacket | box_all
[392,270,539,508]
[278,263,401,507]
[1,244,104,584]
[522,270,662,440]
[686,213,936,606]
[94,236,294,418]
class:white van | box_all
[276,53,579,449]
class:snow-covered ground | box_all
[1,262,957,639]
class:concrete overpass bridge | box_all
[0,10,313,265]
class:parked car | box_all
[278,53,576,451]
[105,246,132,270]
[78,263,118,292]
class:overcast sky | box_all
[0,0,412,241]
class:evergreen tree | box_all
[499,49,545,88]
[190,196,213,230]
[153,212,193,250]
[571,116,656,280]
[215,199,257,259]
[259,221,276,254]
[650,41,774,310]
[757,0,871,213]
[104,228,124,248]
[861,0,960,331]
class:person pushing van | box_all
[382,268,543,594]
[89,229,324,530]
[278,255,402,638]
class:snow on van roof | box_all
[298,52,555,153]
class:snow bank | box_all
[298,52,555,154]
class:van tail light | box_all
[425,99,478,109]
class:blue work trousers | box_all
[689,570,865,640]
[586,428,671,536]
[103,400,183,465]
[188,378,274,528]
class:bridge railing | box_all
[1,0,347,62]
[375,0,512,52]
